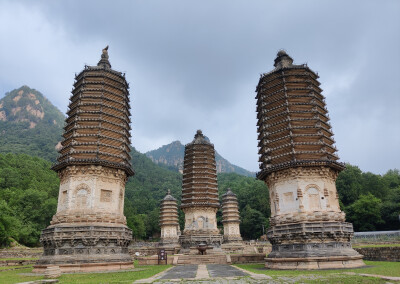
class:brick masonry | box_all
[354,247,400,262]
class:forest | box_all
[0,152,399,248]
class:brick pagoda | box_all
[179,130,223,248]
[34,47,134,273]
[255,50,364,269]
[159,190,180,246]
[221,189,242,243]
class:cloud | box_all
[0,0,399,174]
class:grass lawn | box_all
[236,261,400,283]
[0,257,38,261]
[0,265,32,271]
[0,262,171,284]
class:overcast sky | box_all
[0,0,399,174]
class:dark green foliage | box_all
[217,173,270,238]
[0,153,59,247]
[337,165,400,232]
[346,193,384,231]
[124,148,182,239]
[240,205,268,240]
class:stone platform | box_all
[265,221,365,269]
[179,234,223,249]
[34,224,133,273]
[265,255,365,270]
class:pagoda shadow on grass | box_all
[255,50,364,269]
[179,130,223,248]
[34,47,134,273]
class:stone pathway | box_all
[134,264,271,283]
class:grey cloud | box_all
[0,0,399,173]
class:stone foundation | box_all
[34,224,133,272]
[34,261,133,273]
[354,247,400,262]
[267,221,361,259]
[265,255,365,269]
[179,234,223,249]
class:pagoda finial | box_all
[274,49,293,69]
[98,46,111,69]
[167,189,171,195]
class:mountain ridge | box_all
[146,140,255,177]
[0,86,65,161]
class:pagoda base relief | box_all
[179,207,223,249]
[265,221,364,269]
[263,166,364,269]
[34,164,134,272]
[33,224,132,273]
[179,234,224,249]
[160,226,179,246]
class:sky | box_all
[0,0,399,174]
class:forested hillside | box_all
[0,86,65,161]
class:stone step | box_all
[176,255,228,265]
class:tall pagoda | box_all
[159,190,180,245]
[34,47,134,273]
[255,50,364,269]
[221,189,242,243]
[179,130,223,248]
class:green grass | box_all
[57,265,171,283]
[0,265,32,271]
[0,263,171,284]
[0,257,38,261]
[0,266,43,284]
[236,261,400,278]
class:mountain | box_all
[0,86,65,161]
[145,140,255,177]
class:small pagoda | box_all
[255,50,364,269]
[221,189,242,242]
[159,190,180,246]
[34,47,134,273]
[179,130,223,248]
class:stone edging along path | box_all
[134,264,271,283]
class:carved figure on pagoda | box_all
[34,47,134,273]
[255,50,364,269]
[179,130,223,248]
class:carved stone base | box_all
[223,235,243,243]
[267,221,361,258]
[34,224,133,272]
[265,255,365,270]
[179,234,223,249]
[266,221,364,269]
[159,237,179,246]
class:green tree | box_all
[346,193,384,231]
[0,200,14,247]
[336,164,363,206]
[240,205,268,240]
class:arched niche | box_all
[74,183,91,209]
[305,184,322,211]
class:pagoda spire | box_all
[97,45,111,69]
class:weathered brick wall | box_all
[355,247,400,262]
